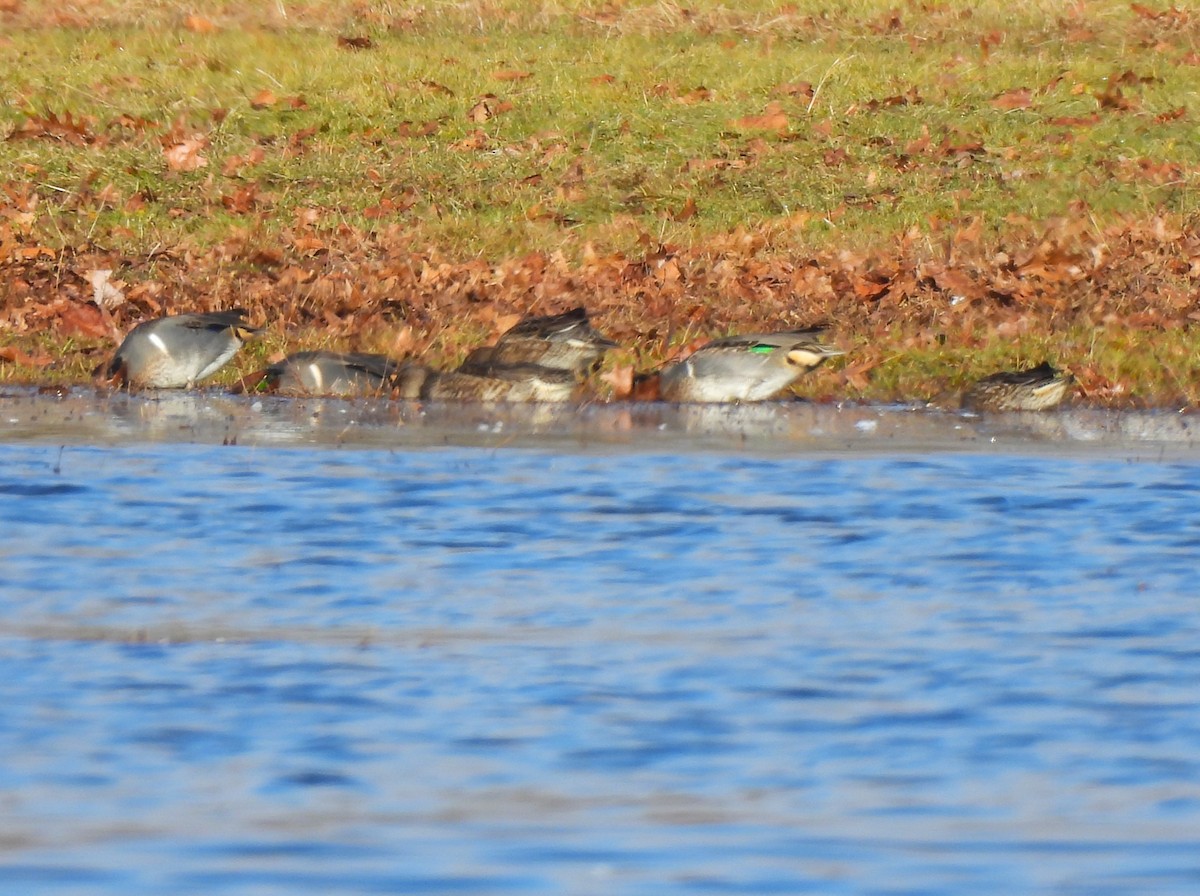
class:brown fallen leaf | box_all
[774,81,814,99]
[0,346,54,368]
[493,69,532,81]
[183,14,217,34]
[677,86,714,105]
[602,363,635,398]
[221,184,261,214]
[7,110,97,145]
[363,198,405,219]
[249,89,277,109]
[163,138,207,171]
[991,87,1033,110]
[490,312,523,335]
[416,79,454,95]
[87,269,126,310]
[524,203,575,226]
[397,120,439,138]
[450,129,490,152]
[1095,86,1137,111]
[1153,106,1186,124]
[338,35,373,50]
[1047,114,1101,128]
[288,125,319,150]
[221,146,266,176]
[685,158,730,172]
[672,197,698,221]
[290,236,327,256]
[823,147,850,166]
[730,109,789,133]
[57,302,110,339]
[861,87,923,111]
[468,94,513,123]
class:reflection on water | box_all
[0,433,1199,894]
[2,386,1200,454]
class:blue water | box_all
[1,441,1199,894]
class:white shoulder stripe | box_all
[306,363,324,390]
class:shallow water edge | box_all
[2,387,1199,458]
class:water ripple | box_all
[0,443,1198,894]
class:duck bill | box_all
[787,345,845,369]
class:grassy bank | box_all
[2,1,1199,404]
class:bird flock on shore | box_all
[95,307,1074,412]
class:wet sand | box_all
[1,387,1198,458]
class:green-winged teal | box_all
[633,329,844,402]
[962,362,1074,412]
[421,363,579,402]
[98,310,258,389]
[459,307,619,376]
[256,351,423,397]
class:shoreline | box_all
[2,387,1198,458]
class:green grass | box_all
[4,1,1197,258]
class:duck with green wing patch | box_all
[634,329,844,402]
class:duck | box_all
[254,350,425,398]
[97,310,258,389]
[420,363,580,402]
[632,329,844,402]
[458,307,619,377]
[961,362,1074,412]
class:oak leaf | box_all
[57,303,109,339]
[164,138,207,171]
[8,110,96,145]
[87,269,126,310]
[468,95,512,122]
